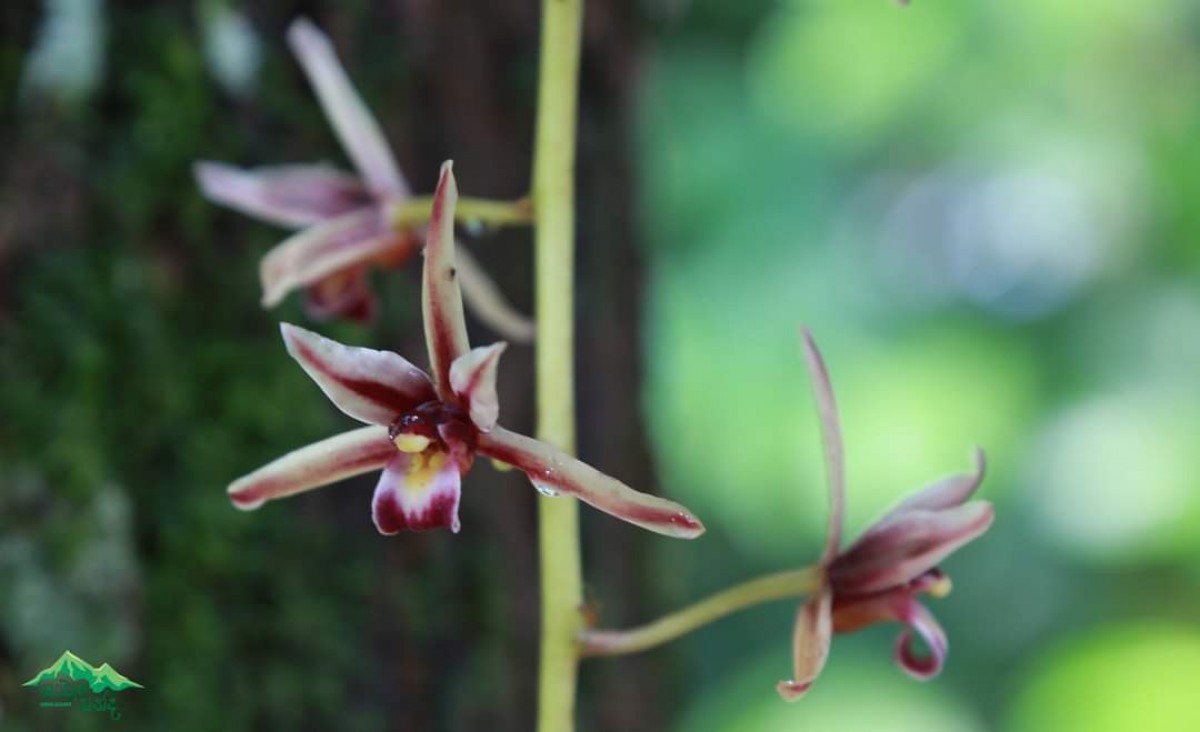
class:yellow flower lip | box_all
[927,574,953,599]
[393,433,432,454]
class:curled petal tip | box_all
[894,598,948,680]
[894,627,946,680]
[971,446,987,479]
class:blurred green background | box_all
[3,0,1200,730]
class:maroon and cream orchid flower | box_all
[195,18,530,337]
[776,332,994,701]
[227,162,705,539]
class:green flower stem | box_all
[390,195,533,229]
[531,0,585,729]
[578,568,824,657]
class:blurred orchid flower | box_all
[776,332,993,701]
[228,163,704,539]
[195,18,531,338]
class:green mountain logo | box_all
[24,651,144,693]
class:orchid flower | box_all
[195,18,531,338]
[776,331,993,701]
[227,162,704,539]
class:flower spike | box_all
[225,161,704,539]
[776,330,992,701]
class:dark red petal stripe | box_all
[289,333,430,414]
[374,489,460,533]
[229,427,396,509]
[477,427,705,538]
[421,162,471,400]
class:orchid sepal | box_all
[422,161,471,398]
[477,426,705,539]
[259,208,413,308]
[776,582,832,702]
[194,161,371,229]
[286,17,409,197]
[281,323,437,426]
[228,425,395,510]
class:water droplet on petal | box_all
[532,480,561,498]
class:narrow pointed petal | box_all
[228,426,394,510]
[830,502,994,594]
[371,451,462,534]
[776,584,833,702]
[881,448,987,521]
[894,601,948,680]
[260,207,412,307]
[457,246,536,343]
[422,162,470,398]
[194,161,371,228]
[303,269,378,323]
[286,18,409,196]
[281,323,436,425]
[802,329,846,562]
[477,426,705,539]
[449,343,506,432]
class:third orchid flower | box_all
[776,331,994,701]
[227,162,704,540]
[195,18,531,338]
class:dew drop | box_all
[532,480,561,498]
